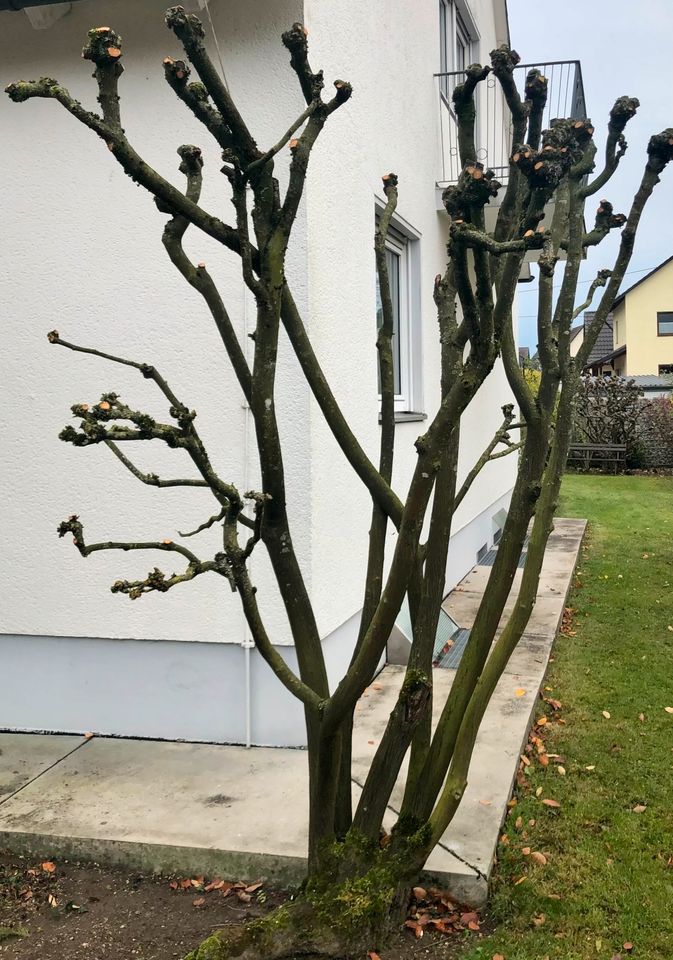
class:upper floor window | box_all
[439,0,478,100]
[657,311,673,336]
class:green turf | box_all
[461,474,673,960]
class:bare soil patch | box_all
[0,851,488,959]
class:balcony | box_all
[436,59,587,188]
[435,60,586,260]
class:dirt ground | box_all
[0,851,485,959]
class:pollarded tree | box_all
[6,8,673,958]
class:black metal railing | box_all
[435,60,587,186]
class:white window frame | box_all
[375,208,423,415]
[438,0,480,105]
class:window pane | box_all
[658,312,673,335]
[375,248,401,396]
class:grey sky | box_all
[508,0,673,350]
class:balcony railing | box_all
[435,60,587,187]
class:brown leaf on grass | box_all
[468,920,480,931]
[602,711,611,719]
[638,713,645,722]
[521,847,531,856]
[412,886,427,901]
[493,955,505,960]
[665,707,673,714]
[539,753,549,767]
[41,862,56,874]
[368,953,382,960]
[192,897,205,907]
[530,851,548,865]
[623,943,634,954]
[404,919,423,938]
[515,816,523,830]
[179,878,192,890]
[632,804,647,813]
[245,882,263,893]
[542,798,560,808]
[532,914,546,927]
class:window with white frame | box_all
[375,219,422,414]
[439,0,478,100]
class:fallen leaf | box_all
[245,882,263,893]
[368,953,382,960]
[632,804,647,813]
[479,799,492,806]
[530,851,548,865]
[537,716,548,726]
[169,881,178,890]
[623,943,634,954]
[412,886,427,900]
[520,755,531,767]
[42,861,56,874]
[602,711,611,719]
[461,911,479,925]
[533,914,546,927]
[192,897,205,907]
[586,765,596,771]
[514,876,527,885]
[372,683,383,691]
[493,955,505,960]
[468,920,480,931]
[638,713,645,722]
[557,766,567,776]
[190,877,204,887]
[521,846,531,856]
[179,879,192,890]
[515,816,523,830]
[515,688,526,697]
[48,894,58,908]
[529,819,536,827]
[367,740,375,745]
[539,753,550,767]
[404,919,423,939]
[205,880,225,892]
[236,890,252,903]
[665,707,673,715]
[542,798,560,808]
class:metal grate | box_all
[433,627,471,669]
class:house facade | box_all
[586,256,673,377]
[0,0,572,746]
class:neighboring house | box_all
[518,347,530,367]
[583,311,615,375]
[585,255,673,377]
[0,0,585,746]
[568,322,584,358]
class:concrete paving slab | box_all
[0,733,84,803]
[0,739,311,886]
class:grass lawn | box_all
[462,474,673,960]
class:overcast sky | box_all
[508,0,673,350]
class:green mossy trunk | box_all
[185,835,428,959]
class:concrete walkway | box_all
[0,518,585,906]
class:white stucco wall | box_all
[302,0,516,641]
[1,0,515,744]
[1,0,308,648]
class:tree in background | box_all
[573,375,649,466]
[7,7,672,957]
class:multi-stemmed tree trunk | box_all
[6,8,672,958]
